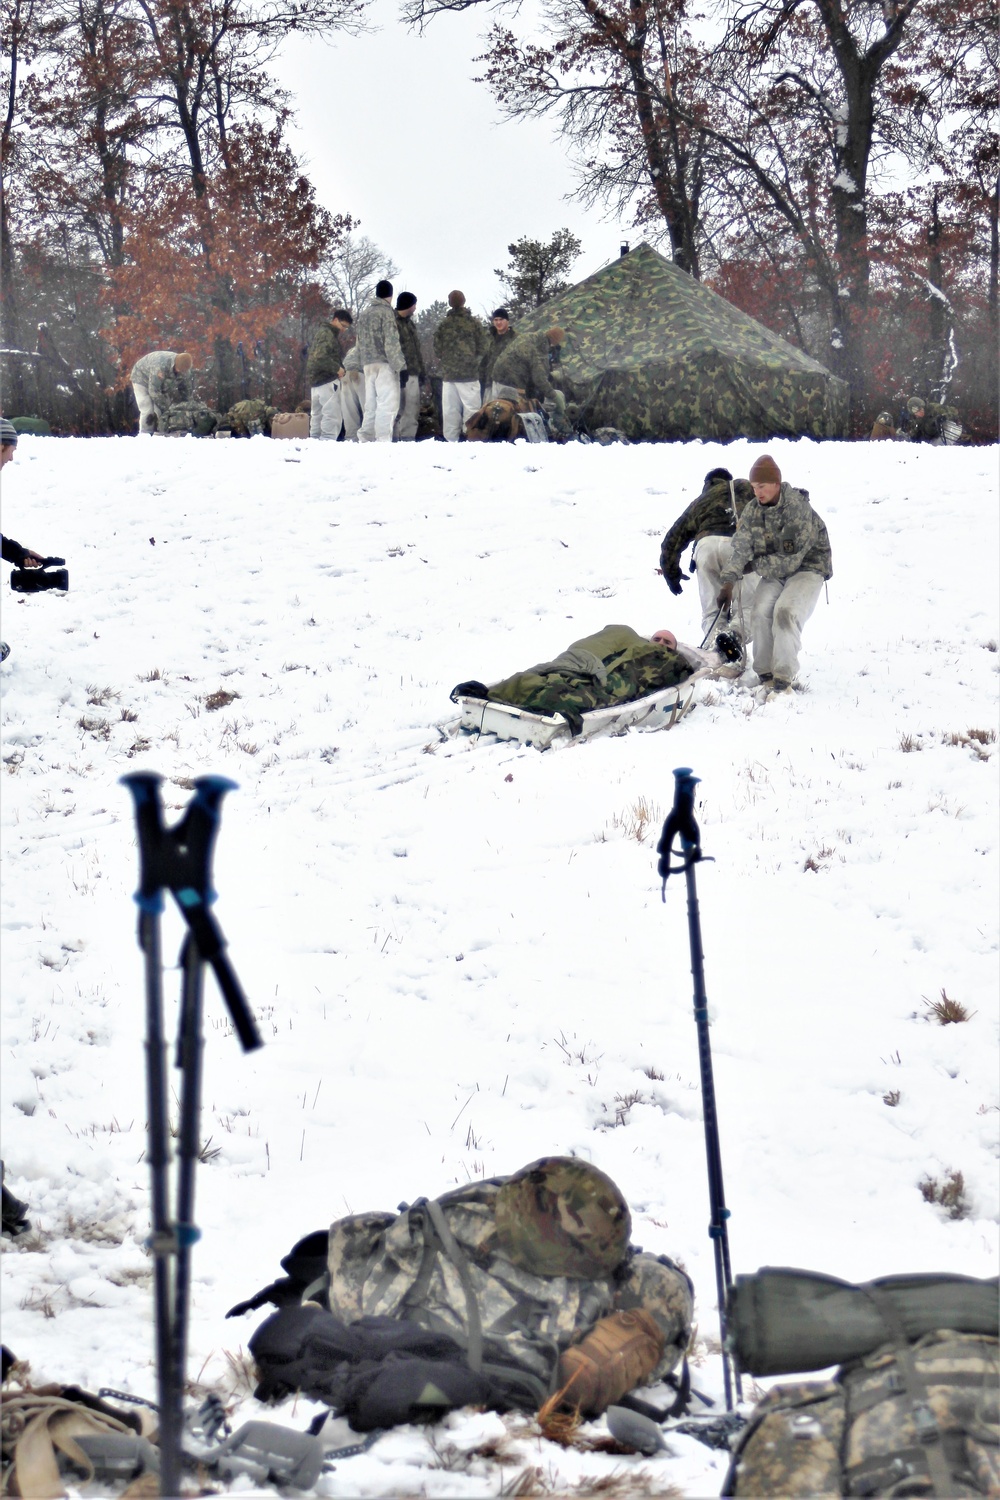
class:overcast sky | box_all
[272,0,638,316]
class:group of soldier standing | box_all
[128,288,567,443]
[305,281,567,444]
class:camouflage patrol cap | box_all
[908,396,925,414]
[493,1156,631,1278]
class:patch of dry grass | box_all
[923,988,975,1025]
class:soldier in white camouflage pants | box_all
[693,535,758,645]
[718,453,832,690]
[340,359,365,441]
[129,351,195,435]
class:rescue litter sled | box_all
[451,646,741,750]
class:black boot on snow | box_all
[714,631,744,667]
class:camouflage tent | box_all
[518,244,849,442]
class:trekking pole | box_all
[699,605,724,650]
[172,934,205,1399]
[656,768,742,1411]
[135,871,181,1500]
[122,773,263,1494]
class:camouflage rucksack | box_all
[161,400,218,436]
[322,1157,692,1407]
[724,1331,999,1497]
[231,1159,693,1421]
[226,398,276,436]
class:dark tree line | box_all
[1,0,364,427]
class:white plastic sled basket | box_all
[453,680,700,749]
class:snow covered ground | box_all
[1,434,998,1497]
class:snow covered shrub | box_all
[918,1170,971,1221]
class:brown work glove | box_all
[716,581,734,613]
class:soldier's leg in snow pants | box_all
[395,375,420,441]
[694,537,758,645]
[341,372,365,441]
[751,571,824,682]
[442,381,482,441]
[360,363,400,443]
[132,382,156,435]
[310,379,343,439]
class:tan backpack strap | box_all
[3,1395,134,1499]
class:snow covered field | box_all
[1,434,998,1497]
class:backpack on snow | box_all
[723,1268,999,1498]
[230,1159,694,1427]
[724,1331,998,1497]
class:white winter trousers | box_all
[751,570,825,683]
[694,536,758,644]
[395,375,420,441]
[340,371,365,441]
[359,363,400,443]
[310,379,343,440]
[131,382,156,434]
[442,380,481,441]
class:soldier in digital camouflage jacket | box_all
[718,455,832,691]
[660,467,759,647]
[357,282,405,443]
[129,351,196,434]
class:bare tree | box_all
[318,233,399,317]
[475,0,716,276]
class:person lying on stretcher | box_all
[451,623,742,736]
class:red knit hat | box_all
[749,454,781,484]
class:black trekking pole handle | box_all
[656,766,711,895]
[121,773,262,1052]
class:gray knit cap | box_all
[0,418,18,446]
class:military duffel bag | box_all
[723,1330,999,1498]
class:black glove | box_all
[664,571,684,596]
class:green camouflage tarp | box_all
[517,244,849,442]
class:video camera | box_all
[10,557,69,593]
